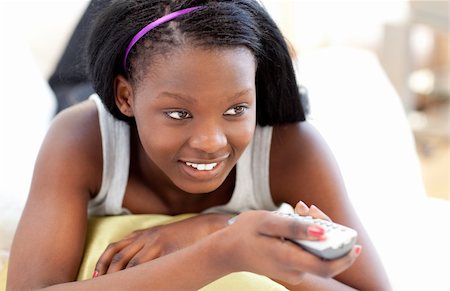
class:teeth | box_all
[185,162,218,171]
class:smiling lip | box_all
[179,157,228,180]
[185,161,218,171]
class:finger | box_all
[297,244,362,278]
[123,230,142,239]
[258,212,326,241]
[105,242,144,274]
[265,241,361,284]
[294,201,309,216]
[309,205,332,222]
[319,244,362,278]
[125,245,163,269]
[94,239,134,276]
[126,226,156,238]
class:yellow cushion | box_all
[0,262,7,291]
[1,214,287,290]
[77,214,197,280]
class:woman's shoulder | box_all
[269,121,342,206]
[270,121,326,160]
[42,99,103,194]
[52,98,99,127]
[49,99,101,153]
[270,122,325,177]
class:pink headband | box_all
[123,6,204,70]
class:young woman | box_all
[7,0,390,290]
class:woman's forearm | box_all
[42,233,229,291]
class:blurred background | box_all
[261,0,449,202]
[0,0,448,198]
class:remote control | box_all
[275,212,358,260]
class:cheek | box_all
[229,111,256,150]
[134,116,184,161]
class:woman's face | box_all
[125,46,257,194]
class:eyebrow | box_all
[157,89,252,104]
[157,92,196,104]
[228,89,253,102]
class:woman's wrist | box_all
[201,213,234,234]
[202,225,238,276]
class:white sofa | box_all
[0,18,449,291]
[298,47,450,291]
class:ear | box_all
[114,75,135,117]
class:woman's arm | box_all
[7,101,102,290]
[93,213,232,276]
[270,122,392,290]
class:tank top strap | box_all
[251,125,278,210]
[88,94,130,216]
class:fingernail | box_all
[354,245,362,256]
[297,201,308,208]
[296,201,309,212]
[307,225,325,237]
[92,270,99,278]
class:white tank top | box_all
[88,94,279,216]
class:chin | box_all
[173,160,233,194]
[178,180,223,194]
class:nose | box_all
[188,120,227,154]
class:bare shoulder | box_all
[37,99,103,196]
[270,122,349,216]
[270,122,329,159]
[50,99,100,142]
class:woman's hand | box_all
[214,209,361,286]
[94,213,231,276]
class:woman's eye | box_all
[224,105,247,116]
[166,110,192,120]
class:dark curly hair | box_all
[87,0,308,126]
